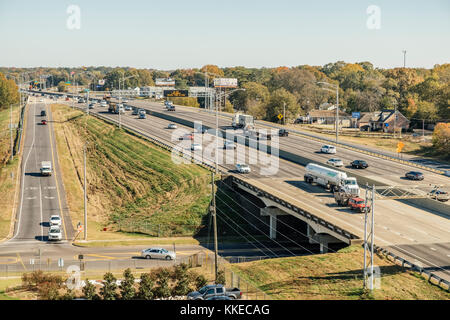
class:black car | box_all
[405,171,424,180]
[40,110,46,117]
[279,129,289,137]
[351,160,368,169]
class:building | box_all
[357,110,410,132]
[307,109,352,127]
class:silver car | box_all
[326,158,343,167]
[141,248,176,260]
[168,123,177,129]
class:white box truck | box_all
[232,113,254,129]
[40,161,52,176]
[304,163,360,196]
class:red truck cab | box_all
[348,197,370,213]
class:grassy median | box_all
[51,104,212,241]
[228,245,450,300]
[0,104,21,240]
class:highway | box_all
[65,98,450,282]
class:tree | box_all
[415,100,438,120]
[172,263,191,296]
[138,273,154,300]
[82,279,98,300]
[57,81,67,93]
[137,69,155,86]
[119,268,136,300]
[194,274,208,290]
[432,123,450,159]
[152,268,171,299]
[100,272,118,300]
[0,72,20,110]
[265,88,300,123]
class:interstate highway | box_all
[59,98,450,282]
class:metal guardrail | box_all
[230,176,358,242]
[374,245,450,292]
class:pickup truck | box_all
[348,197,371,213]
[187,284,242,300]
[40,161,52,176]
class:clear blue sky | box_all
[0,0,448,69]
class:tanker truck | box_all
[304,163,360,196]
[232,113,254,129]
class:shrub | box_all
[138,273,154,300]
[216,270,226,285]
[194,274,208,290]
[82,279,99,300]
[100,272,118,300]
[152,268,171,298]
[119,268,136,300]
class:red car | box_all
[348,197,370,213]
[179,133,194,141]
[41,119,47,125]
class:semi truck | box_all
[232,113,254,129]
[40,161,52,176]
[304,163,360,196]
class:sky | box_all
[0,0,449,69]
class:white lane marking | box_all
[26,187,38,190]
[43,186,56,190]
[26,197,37,200]
[44,196,55,199]
[10,100,37,241]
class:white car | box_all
[191,143,202,151]
[326,158,343,167]
[124,105,132,111]
[321,145,336,154]
[168,123,177,129]
[236,164,251,174]
[100,101,107,107]
[50,215,61,226]
[223,141,237,150]
[48,226,62,241]
[141,248,176,260]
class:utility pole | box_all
[403,50,407,67]
[283,102,286,125]
[393,104,397,138]
[363,184,375,290]
[211,172,218,283]
[336,85,339,143]
[83,144,87,241]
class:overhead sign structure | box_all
[213,78,238,88]
[164,89,188,97]
[155,78,175,86]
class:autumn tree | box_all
[432,123,450,159]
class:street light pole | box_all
[83,143,87,241]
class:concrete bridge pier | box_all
[260,207,289,239]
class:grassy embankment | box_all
[222,245,450,300]
[0,104,21,240]
[51,104,212,242]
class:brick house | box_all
[357,110,410,132]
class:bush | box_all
[119,268,136,300]
[100,272,118,300]
[83,279,99,300]
[152,268,171,299]
[21,271,64,300]
[194,274,208,291]
[138,273,154,300]
[172,263,191,296]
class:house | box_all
[357,110,410,132]
[307,109,352,127]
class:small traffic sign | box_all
[29,259,35,265]
[277,114,283,120]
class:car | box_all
[180,133,194,141]
[428,190,449,202]
[100,101,107,107]
[48,226,62,241]
[168,123,177,129]
[40,110,46,116]
[327,158,343,167]
[141,248,176,260]
[351,160,369,169]
[50,215,62,226]
[405,171,424,180]
[167,106,176,111]
[321,145,336,154]
[122,99,129,103]
[132,108,139,115]
[118,106,125,114]
[88,104,94,109]
[65,97,70,101]
[223,141,237,149]
[279,129,289,137]
[191,143,202,151]
[39,98,44,102]
[348,197,370,213]
[236,164,251,174]
[41,119,47,125]
[205,296,233,300]
[187,285,242,300]
[444,171,450,177]
[124,105,132,111]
